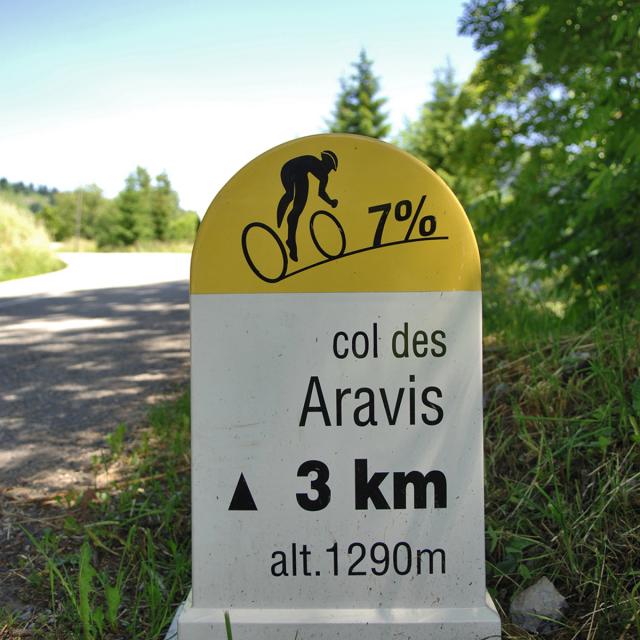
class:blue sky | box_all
[1,0,479,214]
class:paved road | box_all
[0,253,191,499]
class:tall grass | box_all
[6,393,191,639]
[0,198,64,281]
[483,277,640,638]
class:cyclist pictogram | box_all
[240,149,447,284]
[242,150,346,283]
[277,150,339,262]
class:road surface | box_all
[0,253,191,499]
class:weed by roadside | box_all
[0,392,191,639]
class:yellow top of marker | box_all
[190,134,480,293]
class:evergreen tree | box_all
[113,173,140,246]
[132,166,154,242]
[400,63,506,210]
[401,64,471,201]
[151,172,178,241]
[107,167,155,246]
[327,50,391,139]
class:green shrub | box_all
[167,211,199,242]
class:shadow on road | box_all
[0,280,189,497]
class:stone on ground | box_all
[510,576,568,634]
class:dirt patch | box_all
[0,491,64,619]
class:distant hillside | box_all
[0,178,58,215]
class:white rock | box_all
[510,576,568,634]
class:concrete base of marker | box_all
[176,591,501,639]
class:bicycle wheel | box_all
[241,222,288,283]
[309,210,346,259]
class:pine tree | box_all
[327,50,391,139]
[400,63,493,208]
[132,166,154,242]
[401,64,463,179]
[114,173,140,246]
[151,172,178,241]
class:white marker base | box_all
[176,591,501,639]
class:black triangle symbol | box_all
[228,473,258,511]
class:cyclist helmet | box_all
[321,150,338,171]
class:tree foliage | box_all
[152,172,178,241]
[328,49,391,139]
[40,186,108,242]
[401,1,639,302]
[35,169,198,248]
[455,0,640,300]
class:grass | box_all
[0,198,65,282]
[482,278,639,638]
[1,275,638,639]
[1,393,191,639]
[54,239,195,253]
[224,610,233,640]
[115,240,195,253]
[53,238,99,253]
